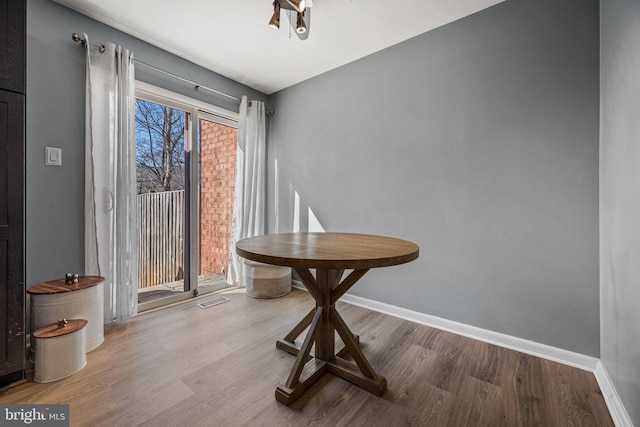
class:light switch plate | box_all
[45,147,62,166]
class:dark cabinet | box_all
[0,91,25,385]
[0,0,26,93]
[0,0,26,386]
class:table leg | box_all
[328,308,386,395]
[276,307,327,405]
[275,267,386,406]
[276,308,315,358]
[277,271,358,358]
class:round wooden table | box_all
[236,232,419,405]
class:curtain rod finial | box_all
[72,33,83,43]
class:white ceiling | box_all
[53,0,505,95]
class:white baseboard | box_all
[594,361,634,427]
[343,293,599,371]
[293,281,630,425]
[292,281,597,371]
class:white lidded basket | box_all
[33,319,87,383]
[243,260,292,298]
[30,282,104,352]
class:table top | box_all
[27,275,105,295]
[236,232,419,270]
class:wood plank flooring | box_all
[0,288,613,426]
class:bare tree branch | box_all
[135,99,185,194]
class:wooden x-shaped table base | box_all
[274,267,387,405]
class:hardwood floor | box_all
[1,288,613,426]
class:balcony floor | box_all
[137,273,228,304]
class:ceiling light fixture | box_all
[296,11,307,34]
[269,0,312,40]
[269,2,281,29]
[286,0,306,13]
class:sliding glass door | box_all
[135,83,239,311]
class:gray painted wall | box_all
[600,0,640,424]
[26,0,267,287]
[268,0,600,355]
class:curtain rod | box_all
[71,32,241,103]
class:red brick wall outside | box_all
[199,121,238,276]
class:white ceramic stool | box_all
[33,319,87,383]
[243,260,292,298]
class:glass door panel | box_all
[197,117,238,295]
[135,98,189,308]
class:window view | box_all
[135,100,186,194]
[135,99,187,304]
[134,90,239,309]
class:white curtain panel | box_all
[228,96,266,285]
[84,35,138,323]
